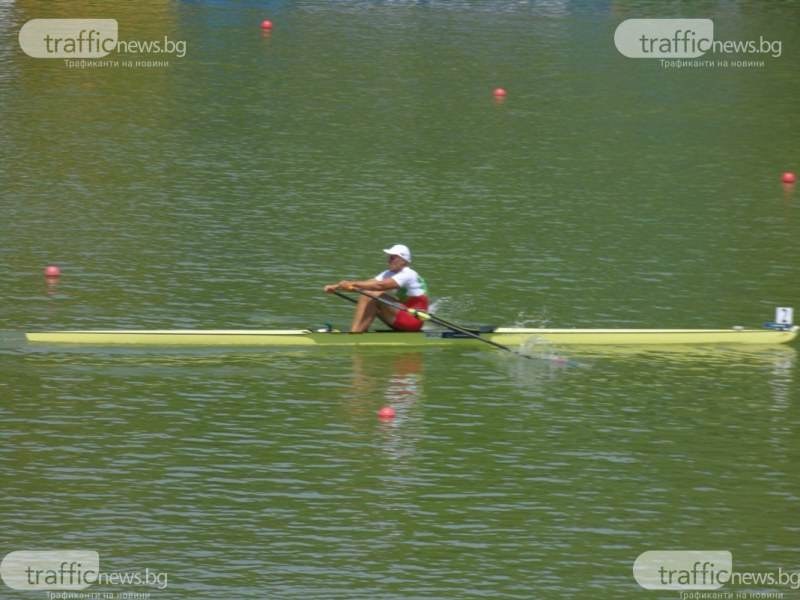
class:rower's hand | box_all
[324,281,356,293]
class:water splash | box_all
[428,295,475,318]
[517,335,579,367]
[511,307,552,328]
[423,296,477,331]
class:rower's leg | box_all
[351,292,398,332]
[350,294,376,332]
[375,303,399,327]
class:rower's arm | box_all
[353,278,397,291]
[324,278,397,293]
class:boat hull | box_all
[24,326,799,346]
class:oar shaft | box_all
[332,290,357,304]
[349,288,520,356]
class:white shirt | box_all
[375,266,428,300]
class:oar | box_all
[332,290,357,305]
[348,288,532,358]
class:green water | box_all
[2,2,800,599]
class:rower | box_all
[323,244,429,333]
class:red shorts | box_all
[392,295,429,332]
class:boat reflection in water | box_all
[496,337,797,402]
[347,351,425,461]
[348,352,423,419]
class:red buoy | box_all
[377,406,396,420]
[44,265,61,278]
[493,87,507,99]
[260,19,273,31]
[782,172,796,184]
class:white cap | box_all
[383,244,411,262]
